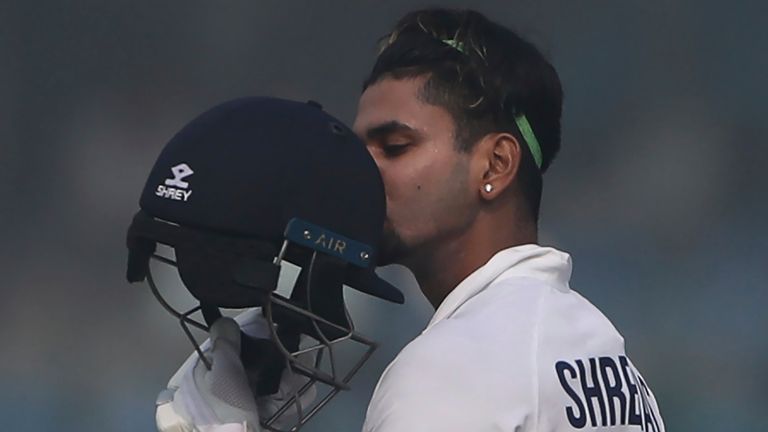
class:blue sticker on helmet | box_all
[284,218,373,268]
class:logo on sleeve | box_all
[156,163,194,202]
[555,356,663,431]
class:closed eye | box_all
[382,142,411,157]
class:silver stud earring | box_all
[484,183,494,193]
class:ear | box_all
[471,132,522,201]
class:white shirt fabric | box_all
[362,244,665,432]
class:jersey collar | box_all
[425,244,572,330]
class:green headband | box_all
[441,38,543,169]
[513,114,543,169]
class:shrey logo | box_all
[165,163,194,188]
[156,163,194,201]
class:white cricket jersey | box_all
[362,244,664,432]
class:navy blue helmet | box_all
[126,97,403,431]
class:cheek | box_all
[384,153,472,224]
[378,157,432,205]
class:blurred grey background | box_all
[1,0,766,430]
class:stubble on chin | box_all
[376,223,408,266]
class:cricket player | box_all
[153,8,665,432]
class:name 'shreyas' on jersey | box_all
[156,163,194,202]
[556,355,662,431]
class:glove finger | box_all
[200,317,261,421]
[156,400,195,432]
[168,308,257,389]
[210,317,242,353]
[235,308,272,340]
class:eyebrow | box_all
[364,120,418,141]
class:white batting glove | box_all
[155,317,262,432]
[156,309,317,432]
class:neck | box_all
[402,211,537,309]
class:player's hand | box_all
[156,309,318,432]
[155,317,262,432]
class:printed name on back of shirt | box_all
[555,355,662,431]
